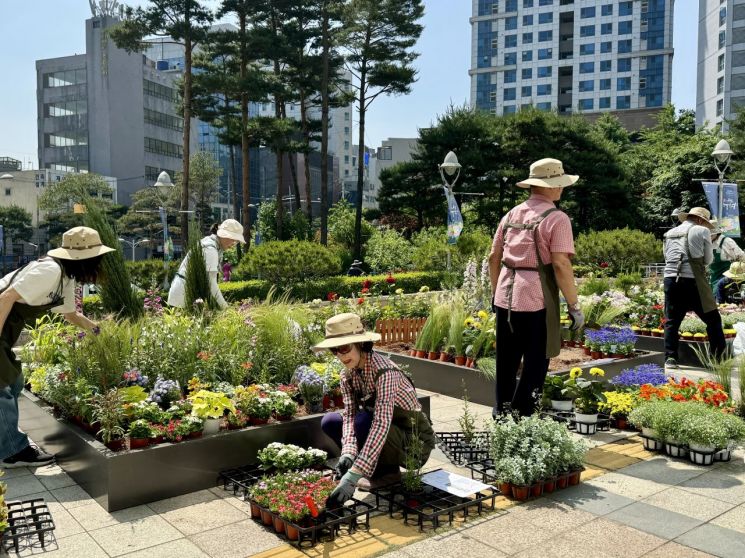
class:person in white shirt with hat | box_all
[167,219,245,310]
[708,219,745,303]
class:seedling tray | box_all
[217,463,333,499]
[2,498,56,554]
[540,410,611,435]
[370,469,499,531]
[435,431,491,465]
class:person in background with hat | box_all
[663,207,726,367]
[708,219,745,304]
[0,226,114,467]
[489,158,583,417]
[167,219,245,310]
[721,262,745,303]
[316,313,435,506]
[346,260,364,277]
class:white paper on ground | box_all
[421,469,494,498]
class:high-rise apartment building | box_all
[470,0,674,130]
[696,1,745,130]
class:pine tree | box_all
[184,221,215,312]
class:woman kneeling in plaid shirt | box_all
[316,313,435,507]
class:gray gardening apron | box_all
[666,228,718,313]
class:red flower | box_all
[327,292,338,301]
[362,279,372,289]
[357,297,365,305]
[385,274,396,284]
[599,262,609,268]
[361,287,370,294]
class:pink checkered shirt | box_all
[340,351,421,478]
[491,193,575,312]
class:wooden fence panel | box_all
[375,318,427,345]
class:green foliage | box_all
[614,272,644,295]
[188,389,236,419]
[411,227,492,271]
[574,229,662,274]
[184,221,215,311]
[0,205,33,247]
[578,277,612,296]
[177,150,222,233]
[235,240,341,283]
[378,160,444,229]
[328,200,374,253]
[257,200,312,242]
[125,260,180,289]
[457,380,477,444]
[364,228,413,273]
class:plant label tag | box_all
[421,469,493,498]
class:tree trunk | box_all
[354,66,367,260]
[288,152,301,215]
[239,13,251,250]
[229,143,241,258]
[181,36,193,247]
[319,4,330,245]
[300,94,313,222]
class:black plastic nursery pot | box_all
[381,350,664,408]
[435,431,491,465]
[18,390,430,512]
[2,498,56,555]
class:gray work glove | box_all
[568,306,585,331]
[335,454,354,479]
[326,470,362,509]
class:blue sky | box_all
[0,1,697,169]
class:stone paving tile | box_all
[7,532,108,558]
[584,447,642,471]
[678,471,745,504]
[675,523,745,558]
[88,515,182,557]
[508,500,597,537]
[558,517,667,558]
[546,482,636,516]
[188,519,282,558]
[396,531,506,557]
[581,465,608,482]
[585,471,668,500]
[147,489,249,535]
[605,501,703,540]
[49,484,96,510]
[0,466,33,480]
[457,510,556,555]
[66,501,155,532]
[643,541,716,557]
[114,537,210,558]
[5,473,46,500]
[642,487,736,522]
[617,456,707,486]
[33,465,77,491]
[710,502,745,533]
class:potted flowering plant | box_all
[562,368,606,426]
[543,374,573,412]
[227,409,250,430]
[127,419,152,449]
[272,394,298,421]
[293,366,326,414]
[91,389,126,451]
[246,392,273,425]
[598,391,633,429]
[148,377,182,409]
[188,390,235,435]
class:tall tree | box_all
[177,150,222,233]
[110,0,214,247]
[342,0,424,258]
[377,161,444,230]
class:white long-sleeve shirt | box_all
[714,235,745,263]
[167,235,228,309]
[663,221,713,279]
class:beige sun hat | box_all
[312,313,381,351]
[724,261,745,280]
[47,227,115,261]
[216,218,245,244]
[678,207,715,229]
[516,158,579,189]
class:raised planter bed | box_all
[381,350,664,408]
[18,390,430,512]
[635,335,733,367]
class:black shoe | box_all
[2,445,54,468]
[665,358,679,369]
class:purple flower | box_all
[77,331,86,340]
[92,326,101,335]
[610,364,667,387]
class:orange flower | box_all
[197,351,211,361]
[241,362,254,370]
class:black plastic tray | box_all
[435,431,491,465]
[2,498,57,554]
[217,463,333,499]
[540,410,611,434]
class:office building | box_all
[697,1,745,130]
[36,3,197,206]
[470,0,674,130]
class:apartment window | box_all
[44,100,87,117]
[505,35,518,48]
[599,79,611,90]
[44,132,87,148]
[504,69,517,83]
[600,60,611,71]
[522,68,533,79]
[538,12,553,24]
[618,40,632,53]
[506,0,517,10]
[344,127,350,134]
[579,43,595,56]
[617,95,631,109]
[717,99,724,116]
[491,2,499,14]
[5,188,11,197]
[641,1,649,12]
[344,141,350,150]
[523,0,533,7]
[639,77,647,89]
[599,97,611,109]
[617,77,631,91]
[537,101,552,110]
[490,90,497,102]
[579,80,594,92]
[144,137,183,158]
[344,112,350,121]
[619,2,633,16]
[579,99,594,110]
[505,52,517,65]
[601,4,613,16]
[522,50,533,61]
[143,79,178,102]
[43,69,86,88]
[580,7,595,18]
[601,23,613,35]
[538,0,552,5]
[601,41,612,53]
[618,59,632,72]
[538,30,553,42]
[145,166,175,183]
[504,88,517,101]
[523,32,533,44]
[538,48,553,59]
[344,156,350,164]
[718,76,725,94]
[505,16,517,31]
[618,20,633,35]
[719,54,725,72]
[522,85,532,97]
[144,108,183,132]
[640,19,648,32]
[537,66,552,77]
[492,38,499,50]
[720,7,727,26]
[523,14,533,25]
[579,62,594,74]
[537,84,552,96]
[720,31,726,49]
[504,105,517,115]
[580,25,595,38]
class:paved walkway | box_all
[4,385,745,558]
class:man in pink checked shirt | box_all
[489,158,584,417]
[315,313,435,507]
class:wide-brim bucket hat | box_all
[312,312,381,351]
[678,207,715,229]
[216,218,245,243]
[516,158,579,189]
[724,261,745,280]
[47,226,116,261]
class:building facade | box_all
[36,14,197,206]
[696,1,745,130]
[470,0,674,129]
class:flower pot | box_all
[642,437,664,451]
[405,498,421,508]
[275,414,293,422]
[568,469,582,486]
[439,352,452,362]
[613,417,628,430]
[427,351,440,360]
[641,427,658,439]
[576,422,597,435]
[583,346,591,355]
[715,448,732,462]
[151,435,164,445]
[611,353,624,359]
[333,395,344,408]
[415,350,427,358]
[273,515,286,534]
[129,437,149,450]
[454,355,466,366]
[105,438,125,452]
[261,509,273,526]
[530,481,544,498]
[511,485,529,501]
[543,477,557,494]
[465,357,474,368]
[689,449,715,466]
[203,418,221,435]
[551,399,573,412]
[665,442,687,458]
[689,443,716,453]
[574,412,598,424]
[590,351,601,359]
[409,349,417,356]
[285,523,300,541]
[250,502,262,518]
[498,481,512,495]
[557,473,569,489]
[322,395,332,410]
[250,417,269,426]
[188,430,202,440]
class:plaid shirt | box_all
[340,351,420,478]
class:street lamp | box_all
[154,171,173,187]
[712,139,734,222]
[439,151,461,185]
[118,237,150,262]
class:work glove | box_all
[334,454,354,479]
[568,306,585,331]
[326,470,362,509]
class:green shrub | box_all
[614,272,643,295]
[578,277,611,296]
[235,240,342,283]
[83,295,105,317]
[364,228,413,273]
[411,227,492,272]
[574,229,662,274]
[125,260,180,289]
[328,200,374,252]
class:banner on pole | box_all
[702,182,741,238]
[159,207,172,260]
[443,186,464,245]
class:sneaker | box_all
[2,445,54,468]
[357,470,402,492]
[665,358,679,369]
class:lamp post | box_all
[440,151,462,272]
[712,139,734,222]
[118,237,150,262]
[0,174,11,275]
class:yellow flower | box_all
[419,286,430,293]
[478,310,488,320]
[569,367,582,379]
[310,362,327,375]
[395,288,404,295]
[589,367,605,377]
[464,317,474,327]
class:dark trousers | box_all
[495,307,550,417]
[320,410,399,477]
[664,277,726,361]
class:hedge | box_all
[219,271,451,303]
[125,260,180,289]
